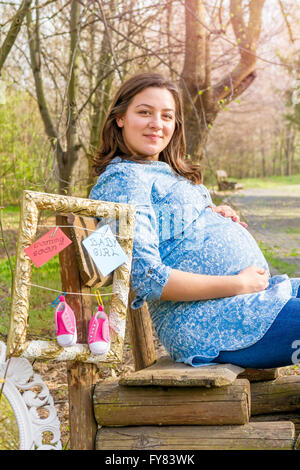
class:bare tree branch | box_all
[213,0,266,102]
[0,0,32,73]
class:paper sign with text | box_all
[24,227,72,268]
[82,224,128,277]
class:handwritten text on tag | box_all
[82,224,128,277]
[24,228,72,268]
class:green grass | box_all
[284,226,300,235]
[0,250,113,341]
[0,203,113,340]
[0,395,19,450]
[210,193,225,206]
[1,204,20,228]
[258,241,298,277]
[206,173,300,192]
[285,248,300,258]
[0,255,62,339]
[238,174,300,189]
[0,204,63,339]
[3,204,20,213]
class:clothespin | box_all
[95,289,104,311]
[50,226,59,237]
[51,292,66,307]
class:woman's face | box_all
[116,87,176,160]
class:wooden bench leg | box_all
[57,214,98,450]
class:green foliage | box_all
[258,241,298,277]
[0,254,62,339]
[238,174,300,189]
[0,395,19,450]
[0,84,56,205]
[0,204,113,340]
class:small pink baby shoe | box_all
[55,295,77,347]
[88,305,110,355]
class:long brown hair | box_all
[92,72,203,184]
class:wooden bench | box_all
[216,170,243,191]
[62,213,299,450]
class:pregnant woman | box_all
[90,72,300,368]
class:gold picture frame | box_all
[6,190,136,364]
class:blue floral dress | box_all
[90,157,300,366]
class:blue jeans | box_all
[214,286,300,369]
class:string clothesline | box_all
[26,223,129,298]
[26,282,114,297]
[37,224,131,239]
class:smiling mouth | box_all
[144,135,162,140]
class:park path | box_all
[223,186,300,277]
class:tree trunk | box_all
[0,0,32,73]
[27,0,81,196]
[87,1,116,195]
[65,0,81,195]
[181,0,266,163]
[285,126,295,176]
[181,0,213,161]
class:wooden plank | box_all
[57,214,98,450]
[126,288,156,371]
[68,215,112,287]
[96,422,296,450]
[251,413,300,437]
[251,375,300,415]
[93,378,250,426]
[238,367,279,382]
[119,355,244,388]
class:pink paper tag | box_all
[24,227,72,268]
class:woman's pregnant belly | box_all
[164,208,269,276]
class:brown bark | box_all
[87,2,116,194]
[0,0,32,73]
[181,0,266,163]
[27,0,81,196]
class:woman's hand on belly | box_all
[237,265,269,294]
[209,205,248,228]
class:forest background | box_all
[0,0,300,449]
[0,0,299,204]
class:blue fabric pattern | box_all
[90,157,300,366]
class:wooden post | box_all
[57,214,98,450]
[127,287,156,371]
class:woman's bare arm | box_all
[160,266,269,302]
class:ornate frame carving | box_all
[0,341,62,450]
[6,190,135,364]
